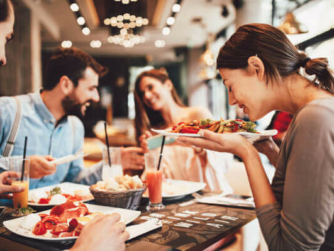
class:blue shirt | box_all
[0,92,101,189]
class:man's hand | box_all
[0,171,25,194]
[70,213,129,251]
[121,147,145,170]
[29,155,57,179]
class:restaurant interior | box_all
[0,0,334,250]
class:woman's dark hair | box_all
[43,47,108,90]
[217,23,334,94]
[134,69,184,143]
[0,0,10,22]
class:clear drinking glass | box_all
[145,153,164,210]
[102,147,123,181]
[9,156,30,216]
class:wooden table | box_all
[0,194,256,251]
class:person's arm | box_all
[253,137,280,167]
[255,106,334,250]
[0,98,16,171]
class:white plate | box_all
[143,179,206,201]
[28,183,94,206]
[151,129,278,143]
[3,203,141,242]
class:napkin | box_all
[126,218,162,241]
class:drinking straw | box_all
[157,136,165,171]
[21,136,28,182]
[104,122,112,167]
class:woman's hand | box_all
[177,130,253,159]
[0,171,25,194]
[253,138,280,167]
[139,131,153,153]
[121,147,145,170]
[70,213,129,251]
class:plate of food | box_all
[143,179,206,201]
[28,183,94,206]
[151,118,277,143]
[3,202,141,241]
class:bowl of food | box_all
[89,175,146,210]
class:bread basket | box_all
[89,185,146,210]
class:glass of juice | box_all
[9,156,30,216]
[145,153,165,210]
[102,147,123,181]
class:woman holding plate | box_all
[134,68,233,193]
[178,23,334,250]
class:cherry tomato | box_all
[32,222,47,235]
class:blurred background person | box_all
[134,68,233,193]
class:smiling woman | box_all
[178,23,334,251]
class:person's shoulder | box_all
[298,99,334,121]
[293,98,334,132]
[68,116,84,129]
[187,106,213,120]
[0,96,18,116]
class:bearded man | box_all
[0,47,107,188]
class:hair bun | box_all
[300,57,310,68]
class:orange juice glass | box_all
[145,153,165,210]
[12,180,29,209]
[9,157,30,216]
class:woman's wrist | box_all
[239,140,258,161]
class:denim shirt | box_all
[0,92,102,189]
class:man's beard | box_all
[61,94,90,119]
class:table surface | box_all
[0,193,256,251]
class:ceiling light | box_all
[108,36,113,43]
[172,4,181,13]
[131,0,137,1]
[123,13,130,20]
[167,17,175,25]
[104,18,111,25]
[117,15,124,22]
[130,15,136,22]
[129,22,136,28]
[90,40,102,48]
[82,27,90,35]
[162,27,170,35]
[70,3,79,12]
[142,18,149,25]
[77,17,85,25]
[120,28,127,36]
[117,22,124,28]
[155,40,166,48]
[61,40,72,48]
[122,0,129,4]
